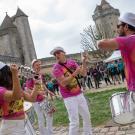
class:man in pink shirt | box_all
[98,12,135,91]
[50,47,92,135]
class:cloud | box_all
[27,0,93,58]
[0,0,135,58]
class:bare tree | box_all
[80,25,111,59]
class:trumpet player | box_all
[25,59,55,135]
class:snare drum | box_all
[110,91,135,125]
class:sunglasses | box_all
[117,23,126,28]
[54,50,63,56]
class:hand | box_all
[82,52,89,63]
[38,91,46,96]
[34,79,41,85]
[72,66,81,77]
[10,64,19,75]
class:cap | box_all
[0,61,6,70]
[31,59,39,67]
[50,47,65,55]
[119,12,135,27]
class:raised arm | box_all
[98,39,119,50]
[23,86,45,102]
[4,64,22,102]
[23,80,46,102]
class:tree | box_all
[80,25,111,59]
[44,73,52,81]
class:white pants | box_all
[33,102,53,135]
[64,93,93,135]
[0,119,30,135]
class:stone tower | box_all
[13,8,37,65]
[92,0,120,38]
[0,8,37,65]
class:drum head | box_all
[24,102,32,112]
[110,92,128,100]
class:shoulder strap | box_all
[59,63,81,88]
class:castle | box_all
[0,8,37,66]
[93,0,120,38]
[40,0,120,73]
[0,0,120,70]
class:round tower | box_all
[92,0,120,38]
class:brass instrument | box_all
[18,65,36,79]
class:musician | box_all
[50,47,93,135]
[0,62,43,135]
[98,12,135,92]
[25,59,55,135]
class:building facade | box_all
[39,52,101,74]
[0,8,37,65]
[92,0,120,38]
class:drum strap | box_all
[58,63,81,88]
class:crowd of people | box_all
[19,59,125,95]
[79,59,125,90]
[0,12,135,135]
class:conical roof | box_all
[101,0,109,6]
[15,8,28,18]
[100,0,113,9]
[0,14,16,30]
[94,5,102,12]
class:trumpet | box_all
[18,65,36,79]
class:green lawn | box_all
[53,87,126,127]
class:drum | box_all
[24,102,36,135]
[110,91,135,125]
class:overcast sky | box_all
[0,0,135,58]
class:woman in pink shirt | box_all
[0,62,44,135]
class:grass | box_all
[53,87,126,127]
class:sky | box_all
[0,0,135,58]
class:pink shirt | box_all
[116,35,135,91]
[25,75,44,102]
[0,87,24,119]
[52,59,81,98]
[0,87,6,104]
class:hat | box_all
[0,61,6,70]
[31,59,39,67]
[119,12,135,27]
[50,47,65,55]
